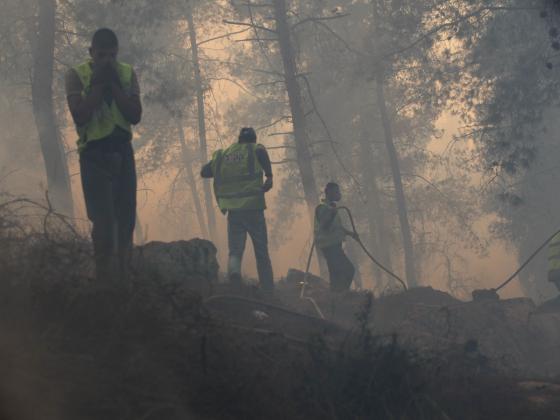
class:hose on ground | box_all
[305,204,559,296]
[301,206,408,295]
[204,294,330,322]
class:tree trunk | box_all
[273,0,319,221]
[31,0,73,216]
[176,117,209,239]
[185,0,217,241]
[358,130,393,288]
[134,211,147,245]
[375,77,418,287]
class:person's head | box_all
[238,127,257,143]
[89,28,119,67]
[325,182,341,202]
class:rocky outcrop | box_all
[369,290,560,377]
[278,280,560,377]
[133,239,218,295]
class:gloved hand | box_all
[262,177,273,192]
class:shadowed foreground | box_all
[1,201,560,419]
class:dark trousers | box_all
[227,210,274,291]
[320,243,355,292]
[79,139,136,282]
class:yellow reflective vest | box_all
[548,232,560,272]
[73,60,133,151]
[211,142,266,212]
[314,202,346,249]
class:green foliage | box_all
[452,1,560,299]
[4,0,559,298]
[288,0,485,288]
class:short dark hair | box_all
[238,127,257,143]
[325,182,339,194]
[91,28,119,49]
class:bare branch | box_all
[223,19,277,34]
[234,1,273,8]
[266,145,296,150]
[206,76,260,98]
[234,37,277,42]
[271,159,296,165]
[301,75,362,189]
[384,6,540,59]
[312,20,366,57]
[247,1,277,72]
[268,131,293,137]
[0,194,80,238]
[256,116,291,131]
[197,28,251,46]
[292,13,350,30]
[254,80,285,88]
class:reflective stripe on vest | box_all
[314,202,346,249]
[548,233,560,271]
[211,143,265,211]
[73,61,133,151]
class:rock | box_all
[535,296,560,314]
[376,293,560,377]
[296,286,560,376]
[372,287,461,332]
[133,239,218,295]
[471,288,500,302]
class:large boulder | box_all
[288,285,560,376]
[374,292,560,377]
[133,239,218,295]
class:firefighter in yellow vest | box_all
[548,232,560,292]
[65,28,142,282]
[314,182,357,292]
[201,128,274,292]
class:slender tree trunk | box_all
[358,130,393,287]
[134,211,147,245]
[273,0,319,221]
[31,0,73,216]
[176,117,209,239]
[375,77,418,287]
[185,1,216,241]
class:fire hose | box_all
[334,207,560,297]
[300,206,408,318]
[491,228,560,294]
[338,206,408,291]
